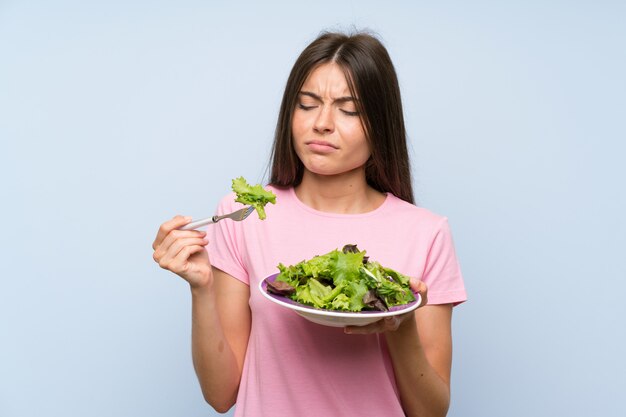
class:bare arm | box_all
[345,281,453,417]
[191,268,251,413]
[385,304,453,417]
[152,216,251,413]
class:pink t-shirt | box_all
[207,186,467,417]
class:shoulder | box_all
[216,191,239,212]
[266,185,291,200]
[384,194,449,228]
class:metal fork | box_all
[179,206,255,230]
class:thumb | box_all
[410,278,428,308]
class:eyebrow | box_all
[299,91,356,104]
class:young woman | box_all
[152,31,467,417]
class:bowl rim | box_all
[258,273,421,319]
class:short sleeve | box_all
[421,218,467,306]
[206,194,250,285]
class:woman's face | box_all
[292,63,370,177]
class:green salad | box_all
[266,245,416,312]
[232,177,276,220]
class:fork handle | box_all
[179,216,218,230]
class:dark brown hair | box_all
[269,31,414,204]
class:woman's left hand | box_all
[344,278,428,334]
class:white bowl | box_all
[259,273,421,327]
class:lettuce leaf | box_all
[231,176,276,220]
[274,245,416,312]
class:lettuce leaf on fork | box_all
[231,176,276,220]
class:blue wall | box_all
[1,1,624,416]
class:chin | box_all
[300,156,367,178]
[306,168,337,176]
[304,165,365,178]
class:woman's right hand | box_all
[152,215,212,289]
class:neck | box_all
[294,168,385,214]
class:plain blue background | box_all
[1,1,625,416]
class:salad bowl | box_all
[259,273,421,327]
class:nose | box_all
[313,106,334,135]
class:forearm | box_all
[385,316,450,417]
[190,286,242,413]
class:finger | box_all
[168,236,208,260]
[154,232,203,266]
[168,244,208,274]
[154,228,206,260]
[158,241,207,273]
[408,276,420,292]
[416,281,428,307]
[152,215,192,250]
[344,316,400,335]
[156,236,208,269]
[409,278,428,308]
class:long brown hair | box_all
[269,31,414,204]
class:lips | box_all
[305,140,338,153]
